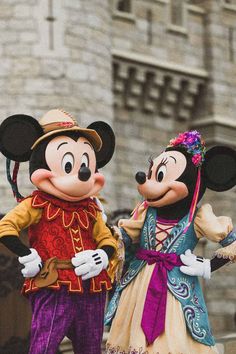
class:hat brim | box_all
[31,126,102,151]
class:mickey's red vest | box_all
[22,191,112,294]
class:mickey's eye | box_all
[81,153,89,168]
[62,153,74,174]
[156,165,167,182]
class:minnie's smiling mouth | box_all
[147,190,170,202]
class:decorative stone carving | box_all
[113,50,208,122]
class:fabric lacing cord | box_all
[6,158,24,203]
[155,218,178,247]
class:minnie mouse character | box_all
[0,109,118,354]
[105,131,236,354]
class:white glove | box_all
[18,248,42,278]
[71,249,109,280]
[180,249,211,280]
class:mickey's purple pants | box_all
[28,284,106,354]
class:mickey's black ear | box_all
[0,114,43,162]
[202,146,236,191]
[87,121,115,169]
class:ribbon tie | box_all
[136,249,182,345]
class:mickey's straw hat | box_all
[0,108,115,169]
[31,109,102,151]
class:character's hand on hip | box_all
[180,249,211,279]
[18,248,43,278]
[71,249,109,280]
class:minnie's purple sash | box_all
[136,249,182,344]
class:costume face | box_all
[137,150,189,208]
[0,111,115,203]
[134,131,236,219]
[31,135,105,202]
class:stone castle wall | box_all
[0,0,115,212]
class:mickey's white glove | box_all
[18,248,42,278]
[71,249,108,280]
[180,249,211,280]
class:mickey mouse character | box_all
[105,131,236,354]
[0,109,118,354]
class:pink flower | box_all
[170,134,185,146]
[175,137,184,145]
[192,154,202,166]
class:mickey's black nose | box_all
[78,166,91,181]
[135,171,146,185]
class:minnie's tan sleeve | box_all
[118,202,148,244]
[194,204,236,261]
[194,204,233,241]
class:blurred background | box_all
[0,0,235,353]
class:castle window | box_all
[33,0,69,58]
[170,0,184,27]
[113,0,135,22]
[221,0,236,11]
[228,27,236,62]
[224,0,236,4]
[116,0,132,13]
[167,0,187,35]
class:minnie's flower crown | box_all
[167,130,206,167]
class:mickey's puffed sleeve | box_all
[0,198,42,238]
[0,197,42,256]
[194,204,236,261]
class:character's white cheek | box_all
[31,169,54,184]
[94,173,105,188]
[50,174,77,187]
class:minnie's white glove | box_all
[71,249,108,280]
[180,249,211,280]
[18,248,42,278]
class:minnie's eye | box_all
[81,153,89,168]
[147,159,153,179]
[62,153,74,174]
[156,165,167,182]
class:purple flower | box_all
[186,136,196,144]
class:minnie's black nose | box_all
[78,166,91,181]
[135,171,146,185]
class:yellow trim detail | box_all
[47,203,61,220]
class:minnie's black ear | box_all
[0,114,43,162]
[87,121,115,169]
[202,146,236,191]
